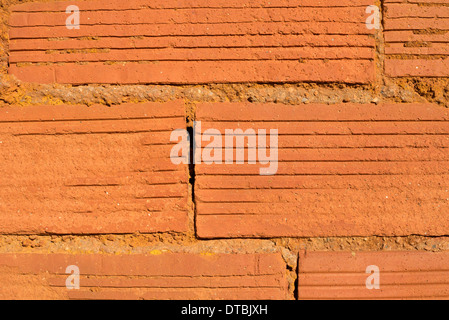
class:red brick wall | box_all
[0,0,449,300]
[8,0,376,84]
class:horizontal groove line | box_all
[197,133,449,136]
[35,273,279,278]
[9,46,374,52]
[197,187,449,190]
[387,17,449,20]
[0,117,183,124]
[201,148,449,150]
[140,169,186,173]
[198,173,449,177]
[9,21,367,28]
[134,196,186,199]
[49,285,282,289]
[385,41,449,43]
[195,173,449,177]
[197,212,449,216]
[11,6,371,13]
[300,270,449,275]
[11,131,183,136]
[195,160,449,163]
[65,182,185,187]
[299,296,449,300]
[9,33,372,40]
[10,22,367,28]
[385,28,449,31]
[11,59,374,63]
[299,283,449,288]
[199,120,449,123]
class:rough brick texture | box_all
[1,0,449,301]
[298,251,449,300]
[8,0,375,84]
[195,102,449,238]
[0,101,189,234]
[385,0,449,77]
[0,253,288,300]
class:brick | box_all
[8,0,375,84]
[10,47,374,64]
[385,44,449,55]
[298,251,449,300]
[9,8,369,26]
[10,0,375,12]
[386,59,449,77]
[196,102,449,121]
[385,4,449,18]
[385,31,449,43]
[384,1,449,77]
[9,22,372,39]
[9,60,374,85]
[195,102,449,238]
[385,18,449,30]
[10,35,375,51]
[0,102,189,235]
[0,253,288,300]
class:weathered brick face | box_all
[385,0,449,77]
[0,102,189,234]
[8,0,375,84]
[0,0,449,301]
[195,102,449,238]
[298,251,449,300]
[0,253,289,300]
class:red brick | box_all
[386,59,449,77]
[0,253,288,300]
[9,8,369,26]
[385,4,449,18]
[10,35,375,51]
[195,102,449,238]
[385,44,449,55]
[385,18,449,30]
[10,0,375,12]
[385,31,449,43]
[384,1,449,77]
[10,47,374,64]
[8,0,375,84]
[196,102,449,121]
[0,102,189,235]
[9,60,374,85]
[9,22,372,39]
[298,251,449,300]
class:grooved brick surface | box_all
[298,251,449,300]
[8,0,375,84]
[384,0,449,77]
[0,253,288,300]
[195,102,449,238]
[0,101,189,234]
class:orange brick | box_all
[195,102,449,238]
[384,1,449,77]
[8,0,375,84]
[0,102,189,235]
[0,253,288,300]
[298,251,449,300]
